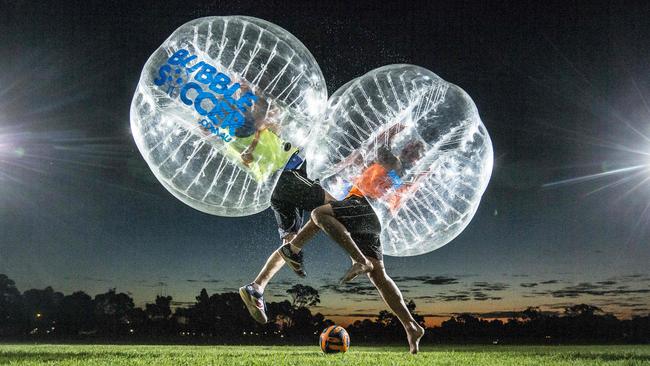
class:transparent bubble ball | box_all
[131,16,327,216]
[307,65,493,256]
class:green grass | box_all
[1,344,650,365]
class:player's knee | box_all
[368,265,387,283]
[310,209,321,225]
[310,205,329,226]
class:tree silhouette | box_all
[94,289,135,335]
[267,299,294,328]
[144,295,174,335]
[0,274,21,306]
[522,306,543,321]
[1,273,650,343]
[58,291,95,335]
[286,284,320,308]
[22,286,64,334]
[145,295,173,320]
[565,304,603,317]
[407,300,426,328]
[0,274,25,335]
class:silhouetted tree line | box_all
[0,275,331,342]
[415,305,650,344]
[1,274,648,343]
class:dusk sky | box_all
[1,1,649,326]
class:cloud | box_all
[456,311,524,318]
[171,301,195,307]
[520,283,538,288]
[472,291,502,301]
[532,282,650,298]
[324,311,451,319]
[612,303,646,308]
[411,296,437,300]
[439,294,471,302]
[392,275,460,285]
[621,274,645,279]
[591,299,650,309]
[392,276,433,282]
[186,279,221,283]
[609,274,650,283]
[471,282,509,291]
[423,276,460,285]
[322,313,379,318]
[270,280,296,286]
[411,292,471,302]
[473,292,488,300]
[596,280,617,286]
[410,285,508,303]
[320,283,377,296]
[539,280,559,284]
[136,281,168,288]
[82,276,108,282]
[418,314,455,318]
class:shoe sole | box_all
[238,287,268,324]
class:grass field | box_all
[1,344,649,365]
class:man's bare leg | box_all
[286,191,334,253]
[285,191,334,254]
[366,258,425,354]
[310,204,373,282]
[252,249,285,293]
[252,233,295,292]
[242,236,295,324]
[287,218,321,254]
[254,191,335,289]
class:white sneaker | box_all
[239,284,268,324]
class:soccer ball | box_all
[319,325,350,353]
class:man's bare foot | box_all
[407,323,425,354]
[340,261,373,284]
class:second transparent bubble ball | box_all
[308,65,493,256]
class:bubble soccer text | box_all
[153,49,258,141]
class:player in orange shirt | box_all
[277,143,426,353]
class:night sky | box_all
[1,1,649,326]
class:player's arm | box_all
[241,129,263,166]
[240,102,281,166]
[387,169,431,212]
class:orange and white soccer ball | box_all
[319,325,350,353]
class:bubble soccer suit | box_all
[131,16,327,216]
[307,65,493,256]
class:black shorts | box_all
[330,196,383,261]
[271,167,325,238]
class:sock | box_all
[251,282,263,294]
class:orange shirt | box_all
[346,163,393,199]
[346,163,415,213]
